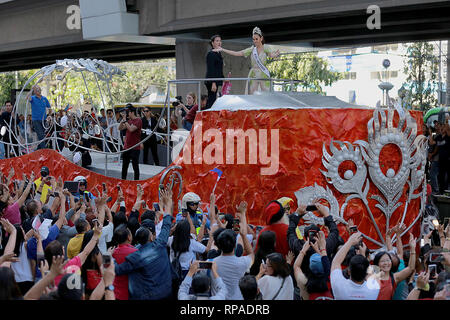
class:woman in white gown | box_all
[214,27,280,94]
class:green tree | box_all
[0,59,175,112]
[267,53,342,93]
[0,69,37,105]
[46,59,176,110]
[402,42,438,112]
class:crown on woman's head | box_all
[252,26,262,36]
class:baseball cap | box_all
[309,253,324,275]
[40,166,50,177]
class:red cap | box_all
[264,201,283,225]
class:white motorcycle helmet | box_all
[74,175,88,187]
[181,192,201,210]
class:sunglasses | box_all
[143,110,150,112]
[188,202,199,206]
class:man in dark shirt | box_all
[434,119,450,194]
[119,104,142,180]
[205,35,224,108]
[141,107,160,166]
[0,100,19,157]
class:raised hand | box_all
[286,251,294,265]
[301,241,311,255]
[137,184,144,198]
[39,258,49,276]
[315,202,330,217]
[0,253,20,264]
[0,218,15,234]
[49,255,66,276]
[348,231,363,246]
[317,230,326,251]
[294,204,307,217]
[236,201,247,214]
[409,232,416,250]
[416,271,429,290]
[8,167,15,179]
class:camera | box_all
[308,230,318,243]
[429,253,443,263]
[349,226,358,234]
[232,218,240,232]
[429,264,437,278]
[199,261,213,269]
[172,96,183,107]
[102,254,112,268]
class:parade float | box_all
[0,58,429,251]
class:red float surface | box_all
[0,108,424,248]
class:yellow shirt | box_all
[67,234,85,259]
[34,178,52,204]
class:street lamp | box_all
[378,59,394,107]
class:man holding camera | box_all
[33,166,52,204]
[287,202,341,274]
[119,104,142,180]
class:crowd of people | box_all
[425,118,450,195]
[0,167,448,300]
[0,89,210,178]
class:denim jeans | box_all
[0,142,5,159]
[32,120,46,150]
[183,120,193,131]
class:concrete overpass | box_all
[1,0,450,86]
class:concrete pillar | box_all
[175,39,252,102]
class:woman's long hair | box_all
[250,230,276,275]
[13,224,25,257]
[79,230,101,292]
[171,220,191,254]
[306,271,329,294]
[0,267,22,300]
[266,252,290,278]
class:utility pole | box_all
[447,40,450,106]
[438,41,442,106]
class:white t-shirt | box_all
[258,275,294,300]
[213,254,253,300]
[106,117,119,139]
[98,222,114,255]
[330,269,380,300]
[167,237,207,270]
[11,243,34,283]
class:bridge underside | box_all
[148,2,450,48]
[1,1,450,72]
[0,41,175,73]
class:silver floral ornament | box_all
[321,140,366,195]
[356,108,418,233]
[321,139,385,246]
[294,183,344,226]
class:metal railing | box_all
[162,77,304,165]
[3,76,303,174]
